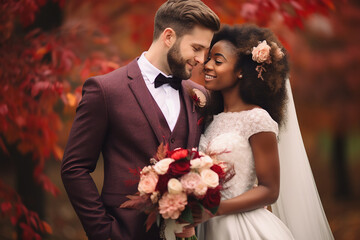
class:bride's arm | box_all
[216,131,280,216]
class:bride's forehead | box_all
[210,41,237,56]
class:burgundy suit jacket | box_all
[61,59,206,240]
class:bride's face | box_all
[203,40,239,91]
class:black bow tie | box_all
[154,73,182,90]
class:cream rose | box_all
[200,169,219,188]
[167,178,183,195]
[200,155,213,168]
[190,158,202,169]
[190,155,213,169]
[252,40,271,64]
[154,158,174,175]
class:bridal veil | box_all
[271,80,334,239]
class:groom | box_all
[61,1,219,239]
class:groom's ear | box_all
[162,28,177,48]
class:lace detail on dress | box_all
[199,108,279,200]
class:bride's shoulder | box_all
[241,107,272,121]
[241,108,279,137]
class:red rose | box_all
[189,149,200,159]
[202,186,221,209]
[169,148,189,160]
[155,174,171,194]
[210,164,225,180]
[168,160,190,177]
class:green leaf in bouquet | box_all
[208,205,219,215]
[179,205,194,224]
[198,203,217,219]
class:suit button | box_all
[170,138,175,143]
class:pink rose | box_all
[194,182,208,199]
[138,169,159,195]
[252,40,271,64]
[158,192,187,219]
[180,172,202,194]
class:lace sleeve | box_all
[242,108,279,140]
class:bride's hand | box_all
[182,206,215,228]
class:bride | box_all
[196,24,334,240]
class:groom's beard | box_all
[167,41,191,80]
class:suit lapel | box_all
[127,59,165,144]
[181,81,198,149]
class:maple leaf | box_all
[155,142,169,160]
[145,209,159,232]
[128,167,142,177]
[120,193,151,210]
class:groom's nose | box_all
[195,51,207,64]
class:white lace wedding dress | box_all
[197,108,294,240]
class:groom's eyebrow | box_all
[193,43,207,49]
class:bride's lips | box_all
[204,74,216,82]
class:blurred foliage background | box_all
[0,0,359,239]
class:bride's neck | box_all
[222,88,253,113]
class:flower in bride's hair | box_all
[271,42,285,61]
[138,169,159,195]
[200,169,219,188]
[252,40,271,64]
[158,192,187,219]
[167,178,183,195]
[154,158,174,175]
[180,172,202,194]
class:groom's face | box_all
[167,25,213,80]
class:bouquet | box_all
[120,143,230,240]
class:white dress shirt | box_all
[137,52,180,131]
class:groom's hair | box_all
[153,0,220,40]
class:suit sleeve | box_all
[61,77,113,240]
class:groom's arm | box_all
[61,77,113,240]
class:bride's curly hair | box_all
[205,24,289,127]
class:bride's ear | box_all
[236,70,243,79]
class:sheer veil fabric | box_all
[271,80,334,239]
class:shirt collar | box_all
[137,52,172,84]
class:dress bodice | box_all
[199,108,279,200]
